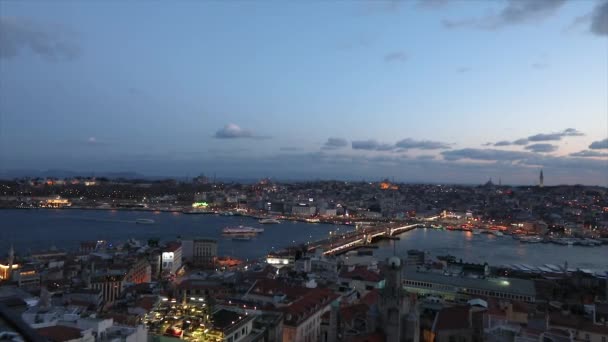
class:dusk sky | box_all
[1,0,607,185]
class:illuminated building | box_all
[162,242,182,275]
[0,245,16,281]
[192,201,209,208]
[266,253,295,268]
[40,197,71,208]
[207,309,255,342]
[124,258,152,284]
[0,263,19,281]
[13,267,40,288]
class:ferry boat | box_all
[491,231,504,237]
[259,218,281,224]
[135,219,155,224]
[222,226,264,235]
[305,218,320,223]
[232,236,252,241]
[519,236,542,243]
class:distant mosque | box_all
[539,169,544,188]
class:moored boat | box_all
[222,225,264,234]
[259,218,281,224]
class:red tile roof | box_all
[164,242,182,253]
[340,303,369,324]
[281,287,339,327]
[37,325,83,342]
[433,306,471,331]
[360,289,379,307]
[339,267,383,283]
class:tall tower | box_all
[378,257,417,342]
[539,169,544,188]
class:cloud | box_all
[482,142,492,147]
[213,124,268,140]
[442,0,567,30]
[590,0,608,36]
[416,155,436,160]
[527,133,563,141]
[352,140,394,151]
[524,143,558,153]
[527,128,584,142]
[322,138,348,150]
[457,67,471,73]
[441,148,535,161]
[569,150,608,158]
[395,138,451,150]
[494,141,512,147]
[562,128,584,136]
[384,51,408,63]
[589,138,608,150]
[0,16,80,60]
[513,138,529,145]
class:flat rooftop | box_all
[403,267,536,297]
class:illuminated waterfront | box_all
[1,209,606,271]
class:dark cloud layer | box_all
[443,0,567,30]
[570,150,608,158]
[395,138,451,150]
[0,16,80,60]
[351,140,394,151]
[590,1,608,36]
[589,138,608,150]
[441,148,534,161]
[322,138,348,150]
[494,141,512,147]
[351,138,450,151]
[524,143,558,153]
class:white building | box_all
[162,242,182,275]
[292,205,316,217]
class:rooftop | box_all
[404,268,536,297]
[36,325,83,342]
[433,306,471,331]
[339,266,383,283]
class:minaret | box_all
[539,169,544,188]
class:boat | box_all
[305,218,320,223]
[259,218,281,224]
[492,231,504,237]
[222,226,264,235]
[472,229,481,235]
[232,236,252,241]
[519,236,542,243]
[135,219,155,224]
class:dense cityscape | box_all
[1,174,607,341]
[2,0,608,341]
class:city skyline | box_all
[1,0,607,185]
